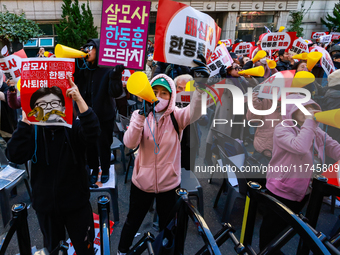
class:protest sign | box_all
[248,46,259,59]
[232,42,255,55]
[289,37,309,55]
[98,0,151,70]
[256,70,296,100]
[154,0,221,67]
[122,69,135,84]
[310,46,335,76]
[20,58,75,128]
[0,54,22,82]
[319,34,332,44]
[260,32,297,51]
[311,32,329,39]
[176,91,191,108]
[67,213,114,255]
[220,39,232,47]
[207,43,233,77]
[331,32,340,40]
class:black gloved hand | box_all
[115,64,125,74]
[8,86,16,92]
[110,65,125,79]
[190,53,210,88]
[219,65,227,78]
[138,100,159,117]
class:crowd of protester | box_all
[1,36,340,255]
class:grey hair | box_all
[174,74,193,86]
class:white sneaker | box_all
[111,153,115,161]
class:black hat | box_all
[333,53,340,59]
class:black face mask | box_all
[334,61,340,69]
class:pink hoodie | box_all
[266,94,340,202]
[246,98,281,157]
[123,74,203,193]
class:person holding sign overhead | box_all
[6,76,101,254]
[74,39,124,184]
[117,56,208,255]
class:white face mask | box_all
[260,58,267,64]
[155,97,169,112]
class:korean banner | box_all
[331,32,340,40]
[320,34,332,44]
[154,0,221,67]
[260,32,297,51]
[67,213,114,255]
[20,58,75,128]
[220,39,232,47]
[207,43,233,77]
[310,46,335,76]
[0,54,22,82]
[311,32,329,40]
[289,37,309,55]
[98,0,151,70]
[256,70,296,100]
[232,42,255,55]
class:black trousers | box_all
[36,202,95,254]
[259,190,310,254]
[118,183,179,252]
[87,119,114,176]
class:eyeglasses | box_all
[232,66,242,70]
[35,100,61,109]
[84,45,94,52]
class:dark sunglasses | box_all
[84,45,94,52]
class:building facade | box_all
[0,0,337,55]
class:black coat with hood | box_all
[74,39,123,122]
[5,108,101,213]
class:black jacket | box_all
[321,85,340,143]
[6,108,101,213]
[74,39,123,122]
[0,82,17,135]
[276,60,292,72]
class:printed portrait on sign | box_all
[27,86,66,123]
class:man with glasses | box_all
[74,39,124,184]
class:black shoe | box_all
[89,174,98,184]
[101,175,109,183]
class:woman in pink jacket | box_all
[117,73,203,254]
[246,92,281,161]
[260,94,340,252]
